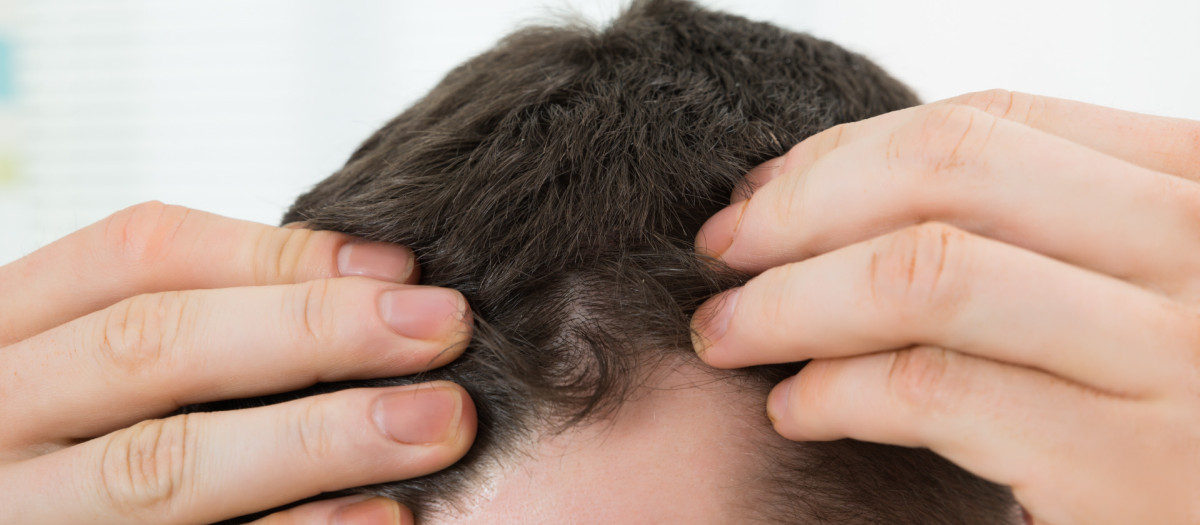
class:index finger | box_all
[948,90,1200,181]
[0,202,417,345]
[733,90,1200,199]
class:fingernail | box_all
[767,376,795,424]
[1020,506,1034,525]
[694,200,747,258]
[692,288,741,356]
[374,386,462,445]
[378,287,466,340]
[332,496,409,525]
[732,156,785,203]
[338,242,415,282]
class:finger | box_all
[251,496,413,525]
[0,202,417,346]
[693,223,1192,397]
[769,347,1190,524]
[947,89,1200,181]
[698,103,1200,296]
[727,90,1199,201]
[731,156,787,203]
[1,278,471,447]
[0,382,475,525]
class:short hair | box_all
[207,1,1017,522]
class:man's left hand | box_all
[691,90,1200,525]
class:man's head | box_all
[226,0,1017,522]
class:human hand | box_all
[0,202,476,524]
[690,91,1200,524]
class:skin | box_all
[0,202,477,525]
[6,89,1194,524]
[422,360,769,525]
[692,90,1200,524]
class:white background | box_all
[1,0,1197,265]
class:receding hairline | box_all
[199,0,1016,522]
[418,352,793,524]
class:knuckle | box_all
[102,201,195,265]
[954,89,1013,114]
[99,414,196,514]
[98,292,190,377]
[900,104,997,179]
[886,346,955,414]
[253,226,320,285]
[792,360,836,419]
[756,263,800,328]
[868,223,971,321]
[953,89,1039,122]
[286,399,340,464]
[768,172,808,242]
[785,121,849,165]
[1181,310,1200,397]
[814,122,849,155]
[289,279,337,344]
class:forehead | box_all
[424,364,771,524]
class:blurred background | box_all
[1,0,1197,264]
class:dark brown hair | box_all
[204,1,1018,522]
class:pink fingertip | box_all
[732,156,786,203]
[338,242,416,283]
[692,287,741,363]
[694,200,747,259]
[332,497,410,525]
[767,376,795,425]
[379,287,466,341]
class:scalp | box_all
[199,1,1016,522]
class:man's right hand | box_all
[0,202,476,525]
